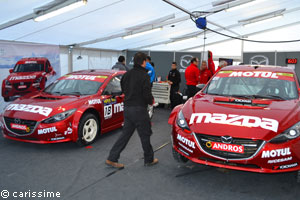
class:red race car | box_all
[2,57,56,102]
[169,65,300,182]
[0,70,126,146]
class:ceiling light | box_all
[34,0,87,22]
[225,0,264,12]
[243,15,283,27]
[166,37,198,46]
[123,27,162,39]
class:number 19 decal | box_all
[104,105,112,119]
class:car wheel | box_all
[77,113,99,146]
[148,105,154,119]
[4,97,9,102]
[172,148,188,163]
[297,170,300,183]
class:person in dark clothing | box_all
[112,55,129,71]
[185,57,200,98]
[106,52,158,168]
[167,62,181,108]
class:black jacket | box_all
[168,69,181,87]
[121,64,153,107]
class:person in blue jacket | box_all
[145,56,155,86]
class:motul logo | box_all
[38,127,57,135]
[229,71,278,79]
[177,134,195,149]
[189,113,279,132]
[261,148,291,158]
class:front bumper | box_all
[1,116,75,144]
[172,126,300,173]
[2,81,41,98]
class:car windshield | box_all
[14,63,44,72]
[205,71,298,100]
[44,79,102,96]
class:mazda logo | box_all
[221,135,233,144]
[14,118,21,124]
[180,55,193,69]
[250,55,269,65]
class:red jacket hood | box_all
[181,94,300,141]
[7,71,44,82]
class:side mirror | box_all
[9,69,13,73]
[196,84,206,90]
[111,91,122,97]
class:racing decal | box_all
[104,105,112,119]
[5,104,53,117]
[9,75,36,81]
[178,143,193,154]
[268,156,292,164]
[189,113,279,132]
[206,141,244,154]
[64,127,72,135]
[103,98,116,105]
[25,61,37,64]
[88,99,101,105]
[217,71,294,81]
[38,127,57,135]
[273,163,298,170]
[11,123,28,131]
[114,102,124,114]
[261,147,291,158]
[50,137,65,141]
[177,134,195,149]
[63,75,107,82]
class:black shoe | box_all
[144,158,159,166]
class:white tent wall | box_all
[59,46,124,75]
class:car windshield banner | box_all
[217,71,295,81]
[61,75,108,82]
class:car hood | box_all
[7,71,44,82]
[182,94,300,141]
[2,93,88,121]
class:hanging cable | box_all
[189,12,300,43]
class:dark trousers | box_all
[170,85,179,109]
[187,85,197,98]
[107,106,154,164]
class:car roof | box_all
[68,69,125,76]
[222,65,295,73]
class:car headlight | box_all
[34,77,43,83]
[176,110,191,133]
[270,121,300,143]
[5,80,11,85]
[42,109,76,124]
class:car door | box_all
[101,75,124,129]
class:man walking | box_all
[112,55,129,71]
[167,62,181,108]
[185,57,200,98]
[106,52,158,168]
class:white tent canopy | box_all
[1,0,300,57]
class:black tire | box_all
[172,148,188,163]
[4,97,9,102]
[77,113,99,146]
[297,170,300,183]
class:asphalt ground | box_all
[0,107,299,200]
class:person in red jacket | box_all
[207,51,216,75]
[199,61,212,84]
[215,60,228,73]
[185,57,200,98]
